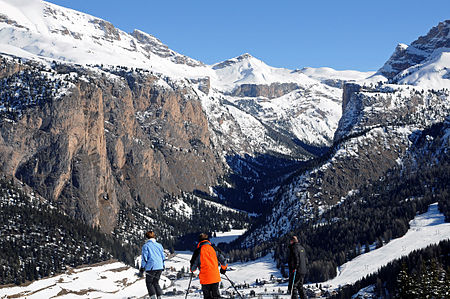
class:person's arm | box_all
[215,247,228,274]
[190,248,201,272]
[139,245,148,277]
[159,244,165,268]
[293,246,300,270]
[299,247,307,273]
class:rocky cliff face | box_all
[230,83,300,99]
[0,55,224,232]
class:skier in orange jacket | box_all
[190,233,228,299]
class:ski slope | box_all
[324,202,450,288]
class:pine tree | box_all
[396,263,414,298]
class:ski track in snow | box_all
[1,203,448,298]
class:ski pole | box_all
[223,273,244,299]
[290,270,296,298]
[185,272,193,299]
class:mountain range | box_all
[0,0,374,230]
[0,0,449,294]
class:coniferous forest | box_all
[0,177,137,285]
[222,155,450,285]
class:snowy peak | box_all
[210,53,319,92]
[376,19,450,88]
[211,53,277,88]
[0,0,204,77]
[212,53,259,70]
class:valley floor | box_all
[1,203,448,299]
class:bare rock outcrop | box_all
[0,57,224,232]
[230,82,300,99]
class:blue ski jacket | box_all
[141,239,165,271]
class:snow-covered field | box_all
[1,203,448,298]
[0,253,284,299]
[210,229,247,245]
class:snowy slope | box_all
[397,50,450,89]
[1,203,448,298]
[0,0,207,79]
[324,203,450,288]
[297,67,374,87]
[209,229,247,245]
[0,254,283,299]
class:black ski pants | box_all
[201,282,220,299]
[145,269,163,297]
[288,272,306,299]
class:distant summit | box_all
[212,53,257,70]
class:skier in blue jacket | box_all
[140,231,165,299]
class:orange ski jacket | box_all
[190,240,227,285]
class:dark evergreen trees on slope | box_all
[223,156,450,283]
[0,177,136,285]
[281,157,450,282]
[329,240,450,299]
[114,192,250,252]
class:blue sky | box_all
[46,0,450,71]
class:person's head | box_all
[198,233,208,242]
[145,231,156,239]
[290,235,298,244]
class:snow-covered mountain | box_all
[241,19,450,245]
[376,20,450,89]
[1,1,450,296]
[0,0,204,76]
[0,0,372,156]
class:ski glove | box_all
[139,268,145,277]
[220,268,226,275]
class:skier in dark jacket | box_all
[190,233,228,299]
[288,235,307,299]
